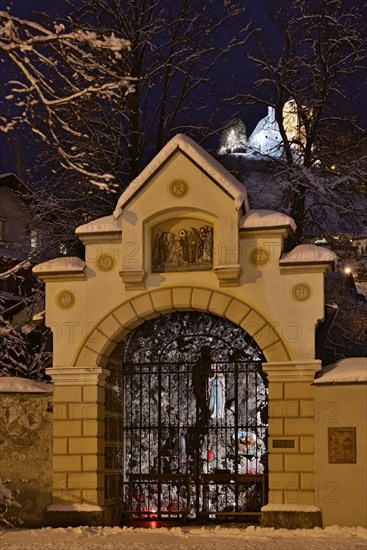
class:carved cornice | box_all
[34,271,86,282]
[239,227,290,239]
[77,232,121,245]
[119,270,147,290]
[262,360,322,382]
[214,264,242,287]
[279,263,334,275]
[45,366,110,386]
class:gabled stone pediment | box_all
[113,134,249,218]
[111,134,249,288]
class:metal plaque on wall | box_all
[328,427,356,464]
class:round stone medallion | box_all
[291,283,312,302]
[96,253,114,272]
[56,290,75,310]
[248,246,270,267]
[168,179,189,199]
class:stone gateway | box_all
[34,134,348,528]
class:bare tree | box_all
[322,269,367,364]
[0,9,133,191]
[41,0,249,184]
[0,274,51,380]
[234,0,366,247]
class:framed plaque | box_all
[328,427,356,464]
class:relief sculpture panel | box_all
[328,427,356,464]
[152,218,213,272]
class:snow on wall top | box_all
[33,256,85,274]
[262,503,321,513]
[314,358,367,384]
[75,215,121,235]
[280,244,337,265]
[0,377,53,393]
[47,504,103,512]
[239,209,296,231]
[113,134,248,218]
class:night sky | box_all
[1,0,365,180]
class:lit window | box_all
[31,229,38,249]
[0,219,5,241]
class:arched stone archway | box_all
[74,287,290,369]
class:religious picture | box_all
[209,372,226,420]
[152,218,213,272]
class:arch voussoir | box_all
[74,286,290,367]
[150,288,174,313]
[240,310,268,337]
[224,298,251,325]
[172,287,193,310]
[254,323,280,352]
[191,288,212,311]
[130,293,156,319]
[208,291,232,317]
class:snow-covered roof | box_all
[0,377,53,393]
[75,215,121,235]
[33,256,85,274]
[280,244,337,265]
[113,134,248,218]
[0,172,31,192]
[239,209,296,232]
[247,107,283,158]
[314,358,367,384]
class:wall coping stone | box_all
[261,504,322,529]
[0,377,53,393]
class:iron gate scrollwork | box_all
[106,311,268,523]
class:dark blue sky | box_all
[1,0,365,180]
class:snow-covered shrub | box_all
[0,482,22,528]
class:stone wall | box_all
[314,365,367,528]
[0,378,53,527]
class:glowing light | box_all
[330,164,337,170]
[344,267,352,275]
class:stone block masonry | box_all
[0,378,53,527]
[263,361,321,507]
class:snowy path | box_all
[1,525,366,550]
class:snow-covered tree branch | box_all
[42,0,250,185]
[229,0,367,246]
[0,9,133,189]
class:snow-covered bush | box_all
[0,482,22,528]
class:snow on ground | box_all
[0,525,366,550]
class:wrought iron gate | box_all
[117,312,268,522]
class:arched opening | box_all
[104,311,268,524]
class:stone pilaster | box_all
[262,361,321,506]
[45,366,109,525]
